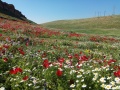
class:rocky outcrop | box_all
[0,0,26,19]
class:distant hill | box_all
[42,15,120,30]
[0,0,35,23]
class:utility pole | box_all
[112,6,116,15]
[99,12,101,17]
[95,11,96,17]
[98,12,99,18]
[104,11,106,16]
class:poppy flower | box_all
[56,69,63,77]
[114,70,120,77]
[79,55,89,61]
[26,42,29,46]
[108,59,116,65]
[3,58,8,62]
[43,59,49,63]
[3,44,9,49]
[23,76,29,81]
[0,33,2,37]
[9,69,17,74]
[9,67,22,75]
[74,54,79,59]
[58,58,64,64]
[18,48,25,55]
[68,55,72,59]
[19,50,25,55]
[43,59,49,68]
[43,63,49,68]
[15,67,22,73]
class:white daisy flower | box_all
[101,83,105,88]
[100,77,106,83]
[0,87,5,90]
[70,84,75,88]
[110,81,115,86]
[76,75,82,78]
[76,80,79,83]
[114,77,120,84]
[105,85,112,90]
[82,84,87,88]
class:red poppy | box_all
[9,67,22,75]
[18,48,25,55]
[108,59,116,65]
[0,33,2,37]
[3,58,8,62]
[15,67,22,73]
[18,48,23,51]
[79,55,89,61]
[43,59,49,68]
[58,58,64,64]
[9,69,17,74]
[26,42,29,46]
[19,50,25,55]
[3,44,9,49]
[56,69,63,77]
[68,55,72,59]
[43,59,49,63]
[114,70,120,77]
[43,63,49,68]
[74,54,79,59]
[23,76,29,81]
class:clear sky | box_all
[2,0,120,24]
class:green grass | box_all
[61,29,120,37]
[42,15,120,36]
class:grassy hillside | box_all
[42,15,120,36]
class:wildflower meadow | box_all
[0,18,120,90]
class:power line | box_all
[112,6,116,15]
[104,11,106,16]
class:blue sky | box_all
[2,0,120,24]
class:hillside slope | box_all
[42,15,120,36]
[42,15,120,30]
